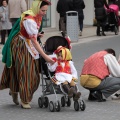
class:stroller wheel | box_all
[55,100,61,112]
[61,96,66,107]
[74,101,79,111]
[115,26,119,35]
[43,97,49,108]
[49,101,55,112]
[38,97,43,108]
[66,98,71,107]
[79,100,86,111]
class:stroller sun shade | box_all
[44,36,70,54]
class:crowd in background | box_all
[56,0,120,37]
[0,0,27,45]
[0,0,120,45]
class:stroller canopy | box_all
[44,36,70,54]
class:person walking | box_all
[0,0,12,45]
[80,48,120,102]
[0,0,54,109]
[73,0,85,36]
[94,0,109,36]
[8,0,27,26]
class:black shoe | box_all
[97,33,101,36]
[91,91,106,102]
[102,33,106,36]
[88,93,97,101]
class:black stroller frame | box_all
[101,8,119,35]
[38,36,86,112]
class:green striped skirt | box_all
[0,35,40,103]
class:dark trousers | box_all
[10,18,19,26]
[59,17,66,34]
[96,19,106,35]
[1,29,11,44]
[87,77,120,98]
[78,16,84,31]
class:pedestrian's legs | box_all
[79,20,83,32]
[7,29,11,37]
[78,16,84,36]
[80,23,83,32]
[0,30,6,44]
[59,18,61,31]
[59,17,66,35]
[101,19,106,36]
[96,20,101,36]
[10,18,18,26]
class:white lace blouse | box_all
[20,19,39,59]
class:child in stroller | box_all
[47,46,81,101]
[38,36,86,112]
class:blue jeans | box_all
[78,16,84,31]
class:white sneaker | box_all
[111,91,120,100]
[79,31,82,36]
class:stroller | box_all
[104,4,120,35]
[38,35,86,112]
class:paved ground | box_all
[0,26,120,120]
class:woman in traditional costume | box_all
[0,0,54,109]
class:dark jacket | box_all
[73,0,85,18]
[94,0,109,9]
[56,0,69,17]
[94,0,109,20]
